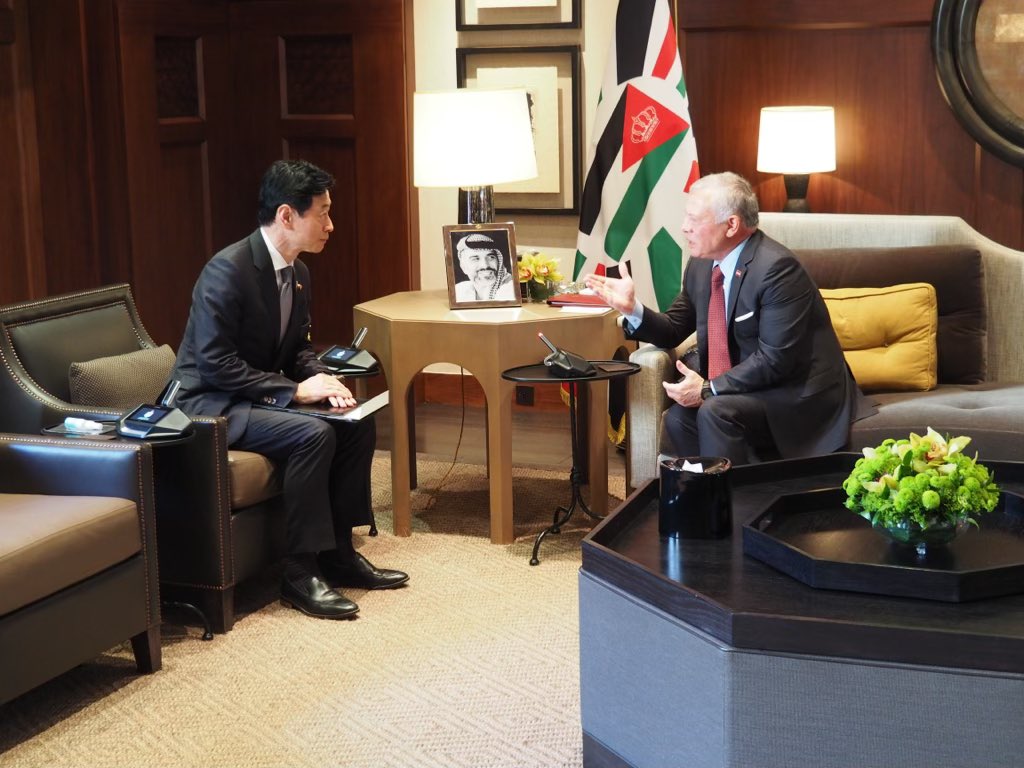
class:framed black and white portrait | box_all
[443,222,522,309]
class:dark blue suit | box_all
[171,230,374,554]
[628,230,865,462]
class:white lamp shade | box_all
[413,88,538,188]
[756,106,836,174]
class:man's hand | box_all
[584,261,636,315]
[293,373,356,408]
[662,359,705,408]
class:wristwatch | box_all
[700,380,712,401]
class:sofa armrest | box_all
[626,338,691,489]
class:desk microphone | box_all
[537,333,596,378]
[158,379,181,407]
[351,326,368,349]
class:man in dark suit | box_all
[170,159,408,620]
[586,172,865,464]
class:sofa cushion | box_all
[848,383,1024,462]
[795,246,986,384]
[68,344,176,409]
[820,283,938,392]
[0,494,140,616]
[227,450,281,509]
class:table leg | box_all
[530,381,607,565]
[485,379,514,544]
[389,376,414,537]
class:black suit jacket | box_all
[171,230,328,444]
[627,229,866,458]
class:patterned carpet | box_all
[0,453,626,768]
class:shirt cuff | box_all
[624,300,645,331]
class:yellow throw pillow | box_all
[820,283,938,392]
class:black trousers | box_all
[663,394,778,466]
[234,409,376,555]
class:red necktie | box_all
[707,265,731,379]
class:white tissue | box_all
[681,460,704,473]
[64,417,104,433]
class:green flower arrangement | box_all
[842,428,1000,537]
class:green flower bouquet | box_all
[842,428,1000,549]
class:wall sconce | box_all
[756,106,836,213]
[413,88,538,224]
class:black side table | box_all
[43,421,215,639]
[502,360,640,565]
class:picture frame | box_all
[455,0,580,31]
[933,0,1024,167]
[443,222,522,309]
[457,46,581,215]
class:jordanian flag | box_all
[573,0,699,311]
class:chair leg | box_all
[130,626,162,673]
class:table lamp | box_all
[413,88,538,224]
[756,106,836,213]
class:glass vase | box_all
[871,514,969,556]
[521,280,556,303]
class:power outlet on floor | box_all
[515,385,534,406]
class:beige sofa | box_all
[626,213,1024,489]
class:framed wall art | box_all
[442,222,522,309]
[456,45,581,216]
[455,0,580,31]
[934,0,1024,167]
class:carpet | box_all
[0,452,626,768]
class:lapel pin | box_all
[296,282,304,292]
[735,269,742,278]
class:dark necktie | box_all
[707,264,731,379]
[279,266,293,342]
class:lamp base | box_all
[458,186,495,224]
[782,173,811,213]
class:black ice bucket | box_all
[658,456,733,538]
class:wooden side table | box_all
[353,290,625,544]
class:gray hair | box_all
[690,172,759,228]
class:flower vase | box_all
[871,514,969,556]
[521,280,555,303]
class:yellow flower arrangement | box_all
[518,251,563,286]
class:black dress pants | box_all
[663,394,777,466]
[234,409,376,555]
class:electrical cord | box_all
[422,367,468,508]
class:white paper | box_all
[558,306,609,315]
[338,390,390,421]
[681,460,704,473]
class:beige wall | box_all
[412,0,616,292]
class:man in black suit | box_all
[586,172,865,464]
[170,159,408,620]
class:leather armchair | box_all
[0,433,160,704]
[0,284,285,633]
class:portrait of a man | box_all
[443,223,522,308]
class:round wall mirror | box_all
[933,0,1024,166]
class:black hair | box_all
[256,159,335,226]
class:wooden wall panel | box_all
[680,0,1024,249]
[26,0,101,295]
[0,0,43,304]
[115,1,230,344]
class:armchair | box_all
[0,284,285,633]
[0,434,160,705]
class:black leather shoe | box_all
[280,570,359,619]
[319,552,409,590]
